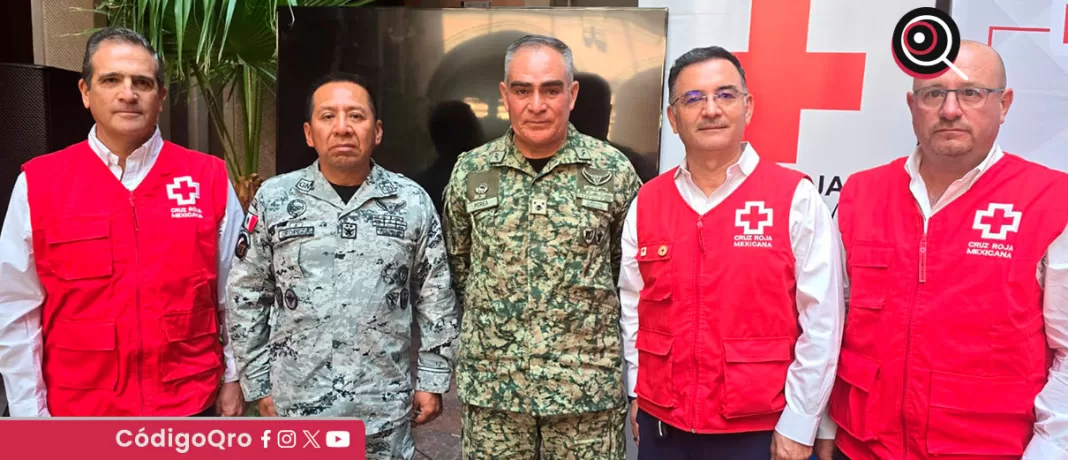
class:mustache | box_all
[696,121,729,130]
[933,124,969,131]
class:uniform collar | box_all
[295,159,398,210]
[487,123,592,176]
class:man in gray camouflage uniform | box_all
[226,72,459,460]
[444,35,642,459]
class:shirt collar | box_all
[675,142,759,180]
[904,142,1003,183]
[87,124,163,168]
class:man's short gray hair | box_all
[503,34,574,83]
[81,27,165,91]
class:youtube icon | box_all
[326,431,350,448]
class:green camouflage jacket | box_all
[444,124,641,416]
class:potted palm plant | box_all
[90,0,375,209]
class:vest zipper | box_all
[692,219,702,433]
[918,232,928,283]
[697,220,705,253]
[130,193,145,415]
[903,216,928,456]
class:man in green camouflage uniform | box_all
[444,35,642,459]
[227,73,459,460]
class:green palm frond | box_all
[90,0,372,181]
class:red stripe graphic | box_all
[1063,4,1068,44]
[986,26,1052,46]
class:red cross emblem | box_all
[972,203,1021,241]
[735,0,867,164]
[166,176,200,206]
[736,201,773,235]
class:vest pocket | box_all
[635,329,676,408]
[829,349,880,441]
[45,219,113,280]
[159,309,222,383]
[847,244,892,310]
[637,242,673,332]
[925,371,1038,456]
[721,337,792,418]
[47,321,118,390]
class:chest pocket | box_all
[45,218,113,280]
[466,169,510,251]
[556,167,615,290]
[847,244,893,310]
[364,199,417,260]
[271,218,336,284]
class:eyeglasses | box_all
[914,87,1005,109]
[670,89,746,109]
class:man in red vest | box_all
[0,27,245,417]
[619,45,845,460]
[825,40,1068,460]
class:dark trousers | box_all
[833,448,851,460]
[637,409,774,460]
[192,406,215,417]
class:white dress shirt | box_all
[0,126,242,417]
[619,144,846,446]
[893,144,1068,459]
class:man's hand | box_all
[411,391,442,425]
[815,438,836,460]
[215,382,245,416]
[771,432,813,460]
[629,400,640,447]
[256,396,278,417]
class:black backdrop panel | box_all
[0,64,95,223]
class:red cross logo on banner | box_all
[735,0,867,164]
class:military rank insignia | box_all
[295,178,314,192]
[340,222,357,239]
[466,170,500,213]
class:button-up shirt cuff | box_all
[222,349,239,383]
[817,413,838,439]
[775,404,820,446]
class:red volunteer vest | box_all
[832,153,1068,460]
[23,140,227,416]
[634,158,806,433]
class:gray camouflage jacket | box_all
[226,161,459,434]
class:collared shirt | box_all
[0,126,242,417]
[906,143,1003,220]
[902,144,1068,459]
[444,123,643,415]
[619,143,846,446]
[225,161,459,433]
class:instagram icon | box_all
[277,430,297,449]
